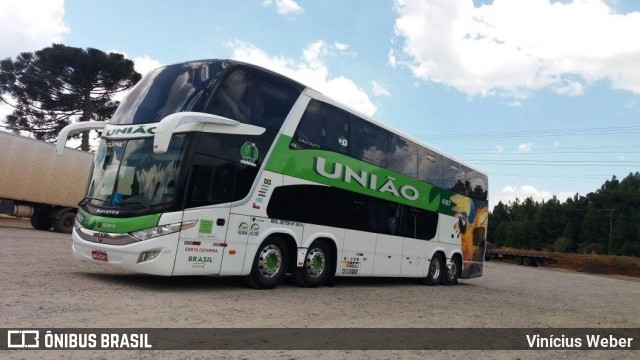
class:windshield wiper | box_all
[78,197,106,207]
[119,199,153,211]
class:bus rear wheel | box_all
[424,253,444,286]
[245,237,288,289]
[444,257,461,285]
[294,241,332,288]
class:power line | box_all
[417,125,640,140]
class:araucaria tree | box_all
[0,44,141,150]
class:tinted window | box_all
[290,99,352,153]
[207,69,301,130]
[112,62,225,124]
[267,185,438,240]
[418,148,444,186]
[186,154,235,207]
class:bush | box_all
[553,237,572,252]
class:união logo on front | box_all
[240,142,259,166]
[105,125,156,137]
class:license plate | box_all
[91,250,108,261]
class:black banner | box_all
[2,328,638,350]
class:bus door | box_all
[173,154,236,275]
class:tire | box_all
[53,211,76,234]
[294,241,333,288]
[444,256,461,286]
[522,257,531,267]
[514,257,523,265]
[245,237,289,289]
[30,212,52,231]
[424,253,445,286]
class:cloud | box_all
[263,0,303,17]
[392,0,640,100]
[518,142,533,153]
[228,40,377,116]
[334,42,349,51]
[132,55,163,76]
[0,0,68,58]
[371,81,392,97]
[492,184,574,206]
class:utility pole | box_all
[607,208,613,255]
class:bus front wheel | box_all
[245,237,288,289]
[294,241,332,288]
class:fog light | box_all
[137,250,160,263]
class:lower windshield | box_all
[86,135,188,209]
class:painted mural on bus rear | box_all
[57,59,488,289]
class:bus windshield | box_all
[86,135,189,209]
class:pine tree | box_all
[0,44,141,150]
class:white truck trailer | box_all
[0,131,93,233]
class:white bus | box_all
[57,60,488,289]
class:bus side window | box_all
[323,105,351,154]
[186,155,236,207]
[291,100,325,150]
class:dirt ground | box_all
[1,217,639,359]
[488,247,640,277]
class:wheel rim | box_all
[430,257,441,280]
[305,247,326,277]
[258,244,282,278]
[447,261,457,281]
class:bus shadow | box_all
[80,272,476,291]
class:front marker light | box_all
[137,250,161,263]
[130,220,197,241]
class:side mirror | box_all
[56,121,107,155]
[153,112,264,154]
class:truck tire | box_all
[514,257,523,265]
[53,211,76,234]
[30,212,52,231]
[522,257,531,266]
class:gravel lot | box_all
[1,217,639,359]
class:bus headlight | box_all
[130,220,197,241]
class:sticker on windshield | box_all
[111,193,123,206]
[240,141,259,167]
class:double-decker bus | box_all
[56,59,488,289]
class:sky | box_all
[0,0,639,209]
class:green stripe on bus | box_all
[77,208,161,233]
[265,135,456,215]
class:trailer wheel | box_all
[522,257,531,266]
[514,257,523,266]
[530,259,539,267]
[53,211,76,234]
[245,237,288,289]
[294,241,332,288]
[424,253,445,286]
[30,212,52,231]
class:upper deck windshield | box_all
[110,60,304,128]
[85,135,188,210]
[111,61,225,124]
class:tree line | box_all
[489,173,640,256]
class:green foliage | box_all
[553,236,572,253]
[490,173,640,256]
[0,44,141,150]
